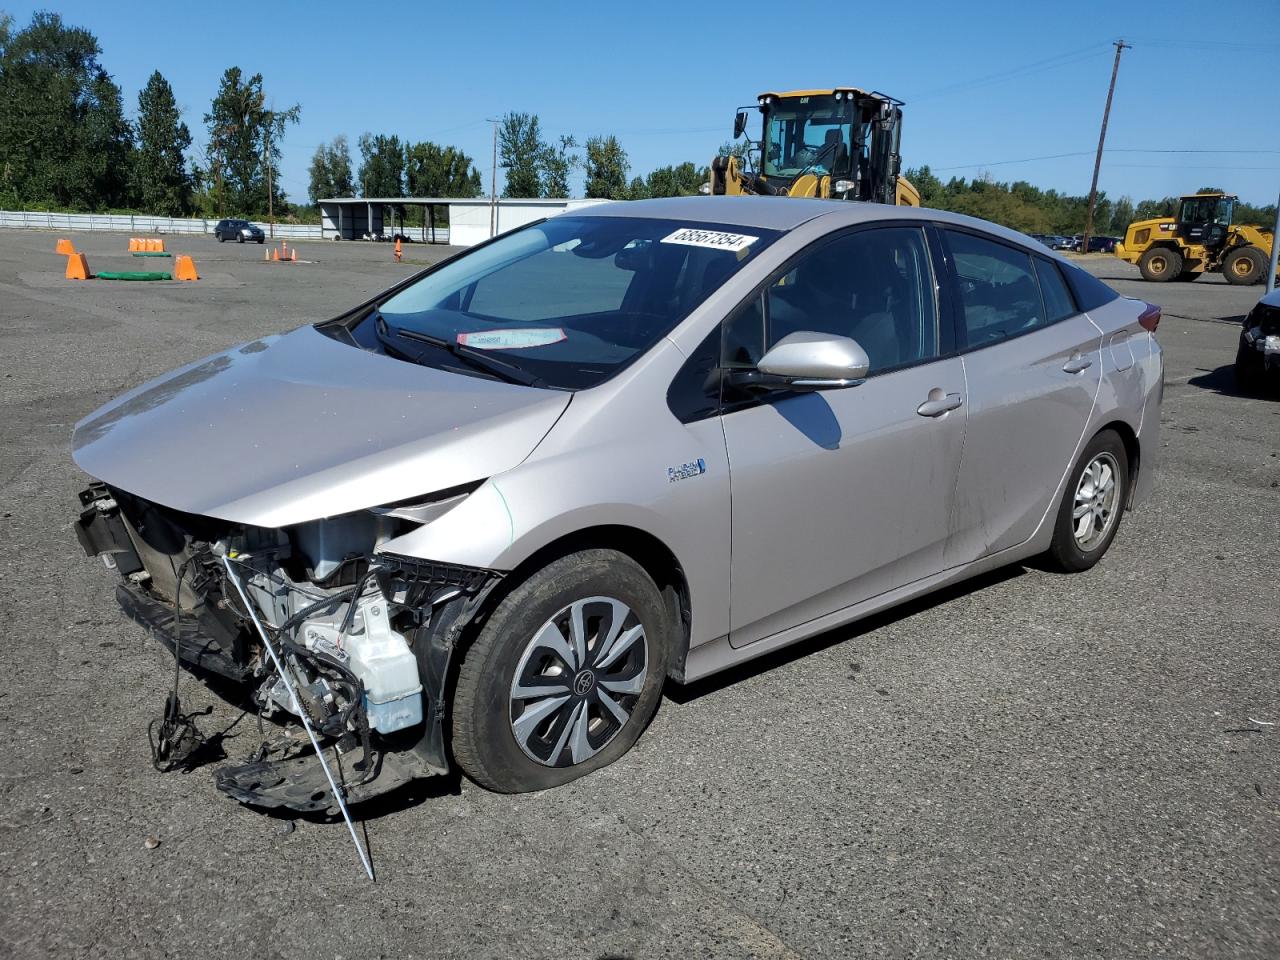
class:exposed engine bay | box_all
[74,480,500,814]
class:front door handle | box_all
[1063,354,1094,374]
[917,392,963,418]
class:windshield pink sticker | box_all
[457,328,566,350]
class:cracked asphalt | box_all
[0,231,1276,959]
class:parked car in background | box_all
[71,197,1163,806]
[1236,287,1280,394]
[213,219,265,243]
[1050,236,1075,251]
[1082,236,1119,254]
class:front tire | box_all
[1045,430,1129,572]
[1138,247,1182,282]
[1223,246,1266,286]
[451,549,670,793]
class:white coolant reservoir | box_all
[302,594,423,733]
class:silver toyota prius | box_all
[71,197,1163,807]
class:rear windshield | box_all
[333,215,780,390]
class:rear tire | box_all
[451,549,671,793]
[1045,430,1129,572]
[1138,247,1182,282]
[1223,246,1267,286]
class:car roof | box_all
[571,195,1048,251]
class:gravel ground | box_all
[0,231,1276,960]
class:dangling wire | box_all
[149,554,209,771]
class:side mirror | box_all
[738,331,870,391]
[733,111,748,140]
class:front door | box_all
[721,224,967,648]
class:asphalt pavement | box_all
[0,231,1276,959]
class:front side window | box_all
[945,230,1049,348]
[724,226,939,375]
[332,216,780,390]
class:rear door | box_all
[721,224,967,647]
[940,229,1102,565]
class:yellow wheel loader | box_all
[1114,192,1275,285]
[708,88,919,206]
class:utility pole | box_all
[264,116,275,240]
[487,118,499,238]
[1082,39,1130,256]
[1267,186,1279,294]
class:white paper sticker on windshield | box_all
[661,228,758,252]
[457,328,566,350]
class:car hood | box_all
[72,325,571,527]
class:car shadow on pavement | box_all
[1188,360,1280,399]
[665,565,1026,704]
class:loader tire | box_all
[1138,247,1182,282]
[1223,246,1267,286]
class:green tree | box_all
[1110,196,1135,233]
[540,134,578,198]
[404,140,482,198]
[625,176,649,201]
[133,71,192,216]
[202,67,298,216]
[584,135,629,200]
[357,133,404,196]
[0,11,135,209]
[499,112,543,198]
[644,161,704,198]
[308,135,354,204]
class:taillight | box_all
[1138,302,1161,333]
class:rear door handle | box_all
[1063,354,1093,374]
[917,392,963,418]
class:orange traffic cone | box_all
[56,238,76,255]
[174,255,198,281]
[394,237,403,262]
[291,248,297,262]
[65,253,91,280]
[128,238,139,252]
[272,248,279,261]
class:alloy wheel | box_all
[1072,452,1121,551]
[508,596,648,767]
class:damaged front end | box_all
[75,481,501,814]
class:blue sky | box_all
[10,0,1280,205]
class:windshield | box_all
[761,95,862,179]
[1179,196,1233,225]
[332,215,780,390]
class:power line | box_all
[930,147,1280,171]
[909,44,1111,102]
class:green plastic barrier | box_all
[130,251,172,258]
[96,271,172,281]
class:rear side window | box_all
[1034,258,1077,322]
[945,230,1046,348]
[1061,260,1120,311]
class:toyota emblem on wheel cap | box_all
[573,670,596,696]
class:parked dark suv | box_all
[213,219,265,243]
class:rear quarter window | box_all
[1060,260,1120,312]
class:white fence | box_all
[0,209,450,243]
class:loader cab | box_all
[1177,193,1236,248]
[755,89,904,204]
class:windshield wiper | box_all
[377,317,544,387]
